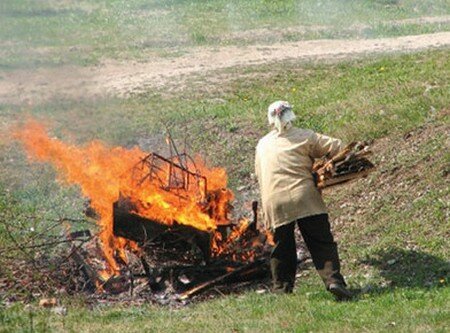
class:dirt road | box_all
[1,32,449,105]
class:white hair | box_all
[267,101,296,132]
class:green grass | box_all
[1,0,449,70]
[0,30,449,333]
[1,285,449,332]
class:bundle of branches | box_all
[313,141,375,189]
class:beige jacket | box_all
[255,126,344,230]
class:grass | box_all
[0,0,450,70]
[0,48,449,331]
[1,286,449,332]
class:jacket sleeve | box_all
[309,132,344,159]
[254,146,260,180]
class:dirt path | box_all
[1,32,449,105]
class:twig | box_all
[0,236,81,254]
[2,223,62,295]
[3,222,38,267]
[178,258,268,300]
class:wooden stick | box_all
[250,201,258,232]
[70,246,100,288]
[65,230,102,290]
[177,258,267,300]
[319,168,374,188]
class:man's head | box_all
[267,101,296,132]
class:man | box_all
[255,100,352,300]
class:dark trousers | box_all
[270,214,346,293]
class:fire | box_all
[13,120,234,274]
[212,218,251,257]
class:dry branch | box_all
[313,141,375,189]
[178,258,269,300]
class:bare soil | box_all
[1,32,450,105]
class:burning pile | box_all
[13,120,272,301]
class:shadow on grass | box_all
[359,248,449,293]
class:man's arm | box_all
[310,132,345,159]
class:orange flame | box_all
[13,120,233,274]
[212,218,250,256]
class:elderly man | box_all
[255,101,352,300]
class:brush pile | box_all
[313,141,375,189]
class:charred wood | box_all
[178,258,269,300]
[66,230,98,292]
[113,199,212,261]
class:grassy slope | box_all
[1,49,449,332]
[1,0,450,69]
[2,50,448,185]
